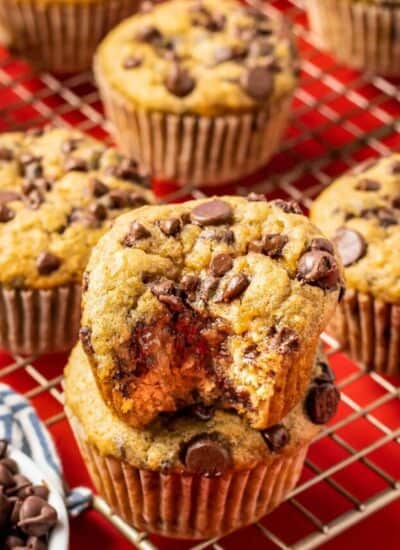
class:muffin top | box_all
[0,127,154,290]
[95,0,298,116]
[81,196,343,431]
[65,343,338,473]
[311,155,400,303]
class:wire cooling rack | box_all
[0,0,399,548]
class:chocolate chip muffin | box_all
[0,126,153,356]
[95,0,299,186]
[311,155,400,374]
[80,196,343,430]
[307,0,400,76]
[0,0,143,73]
[65,342,340,538]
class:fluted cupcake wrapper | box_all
[307,0,400,76]
[95,60,293,187]
[69,414,308,540]
[0,0,142,73]
[329,289,400,375]
[0,284,81,356]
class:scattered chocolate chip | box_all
[158,218,181,236]
[361,206,398,227]
[106,189,135,209]
[310,238,334,254]
[0,147,13,161]
[181,274,200,294]
[205,13,226,31]
[88,202,107,221]
[23,188,44,210]
[22,159,43,181]
[122,56,143,69]
[222,273,250,302]
[89,178,109,197]
[80,326,93,355]
[355,179,380,191]
[122,222,150,246]
[270,326,299,354]
[151,280,185,311]
[389,161,400,174]
[262,424,290,452]
[68,207,99,229]
[64,157,88,172]
[190,200,233,226]
[272,199,303,215]
[240,66,273,100]
[200,276,219,300]
[112,158,142,182]
[262,234,288,258]
[191,403,215,421]
[0,204,15,223]
[214,44,246,64]
[61,138,80,155]
[306,383,340,425]
[209,253,233,277]
[183,435,231,475]
[165,65,196,97]
[391,195,400,209]
[135,25,162,43]
[333,228,366,267]
[18,496,57,537]
[247,192,266,202]
[297,250,340,289]
[249,39,274,58]
[36,252,61,275]
[315,361,336,384]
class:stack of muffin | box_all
[64,195,343,539]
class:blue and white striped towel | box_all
[0,383,91,517]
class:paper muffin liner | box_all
[307,0,400,76]
[95,60,293,187]
[0,284,81,356]
[328,289,400,375]
[0,0,142,73]
[70,416,308,540]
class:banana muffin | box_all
[0,0,143,73]
[80,195,344,430]
[307,0,400,76]
[95,0,299,186]
[0,126,153,356]
[311,155,400,374]
[65,342,340,539]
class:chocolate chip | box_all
[209,253,233,277]
[36,252,61,275]
[158,218,181,236]
[222,273,250,302]
[315,361,336,384]
[0,458,17,474]
[183,435,231,475]
[181,274,200,294]
[214,45,246,64]
[270,326,299,354]
[89,178,109,197]
[247,192,266,202]
[297,250,339,289]
[122,56,142,69]
[272,199,303,215]
[151,280,185,311]
[0,205,15,223]
[190,200,233,226]
[61,138,80,154]
[310,238,334,254]
[306,383,340,425]
[262,424,290,452]
[361,206,397,227]
[88,202,107,221]
[205,13,226,31]
[111,158,141,182]
[0,147,13,161]
[165,65,196,97]
[23,189,44,210]
[80,326,93,355]
[200,276,219,300]
[240,66,273,100]
[22,159,43,181]
[391,195,400,209]
[68,207,99,229]
[191,403,215,421]
[0,464,15,488]
[333,228,366,267]
[136,24,162,43]
[389,160,400,174]
[106,189,135,209]
[249,39,274,58]
[18,496,57,537]
[122,222,150,246]
[355,179,380,191]
[64,157,88,172]
[263,234,289,258]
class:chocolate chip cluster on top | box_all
[95,0,298,116]
[311,154,400,304]
[65,343,340,475]
[81,195,344,432]
[0,127,154,290]
[0,440,58,549]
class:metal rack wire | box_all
[0,0,399,548]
